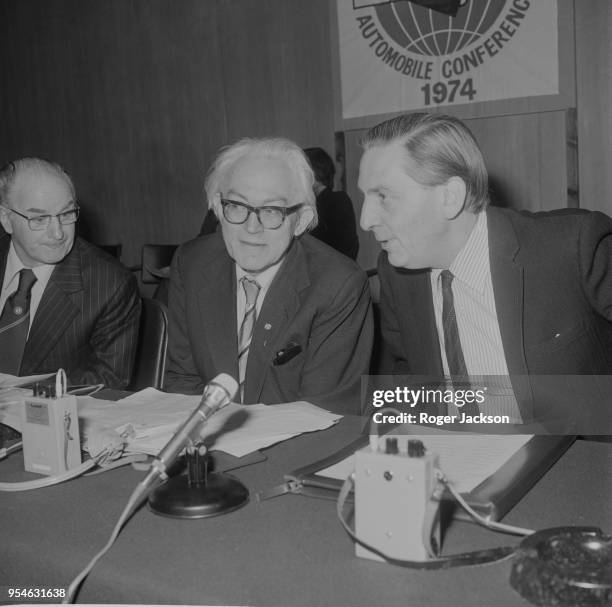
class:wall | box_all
[1,1,611,273]
[0,0,335,267]
[575,0,612,217]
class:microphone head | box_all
[209,373,239,401]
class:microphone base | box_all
[148,472,249,519]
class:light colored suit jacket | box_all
[164,233,373,413]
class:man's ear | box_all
[0,207,13,234]
[293,205,315,236]
[441,176,467,220]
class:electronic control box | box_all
[354,437,442,562]
[21,388,81,476]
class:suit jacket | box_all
[309,188,359,260]
[378,207,612,429]
[0,235,141,389]
[164,233,373,413]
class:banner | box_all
[337,0,559,119]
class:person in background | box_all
[304,147,359,260]
[165,137,372,413]
[0,158,140,388]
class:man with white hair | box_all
[0,158,140,388]
[165,137,373,413]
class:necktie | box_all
[0,268,38,375]
[440,270,478,416]
[238,276,260,403]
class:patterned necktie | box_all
[440,270,478,415]
[0,268,38,375]
[238,276,261,403]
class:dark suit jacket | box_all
[164,233,373,413]
[0,235,141,389]
[378,207,612,429]
[309,188,359,260]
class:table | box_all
[1,416,611,606]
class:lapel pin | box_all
[264,323,272,330]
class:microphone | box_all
[141,373,238,489]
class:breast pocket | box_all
[525,320,604,373]
[269,347,305,402]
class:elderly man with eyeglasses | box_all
[0,158,140,388]
[164,138,373,413]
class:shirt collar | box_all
[4,242,56,289]
[446,211,488,295]
[235,257,284,292]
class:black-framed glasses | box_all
[2,204,80,231]
[220,198,302,230]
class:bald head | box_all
[0,158,75,208]
[0,158,77,267]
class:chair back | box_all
[141,244,179,283]
[129,298,169,390]
[95,244,123,259]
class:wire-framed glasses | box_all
[220,198,302,230]
[2,204,80,231]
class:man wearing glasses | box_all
[164,138,373,413]
[0,158,140,388]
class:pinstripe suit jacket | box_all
[0,235,141,389]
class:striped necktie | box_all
[440,269,478,415]
[0,268,38,375]
[238,276,260,403]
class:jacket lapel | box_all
[197,249,239,381]
[0,236,9,284]
[21,244,82,373]
[487,208,533,418]
[393,264,443,376]
[245,240,308,403]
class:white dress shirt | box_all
[430,212,522,421]
[235,260,283,334]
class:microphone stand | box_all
[148,441,249,518]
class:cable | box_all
[0,441,22,460]
[0,459,98,492]
[63,476,157,603]
[435,469,534,536]
[67,384,105,396]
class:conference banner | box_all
[336,0,559,119]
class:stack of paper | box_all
[0,372,54,389]
[78,388,342,458]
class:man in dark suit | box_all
[358,113,612,431]
[304,147,359,260]
[164,137,373,413]
[0,158,140,389]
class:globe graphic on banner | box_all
[375,0,506,57]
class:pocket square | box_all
[273,342,302,365]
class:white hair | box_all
[204,137,317,229]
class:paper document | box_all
[0,372,54,388]
[78,388,341,458]
[317,426,532,493]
